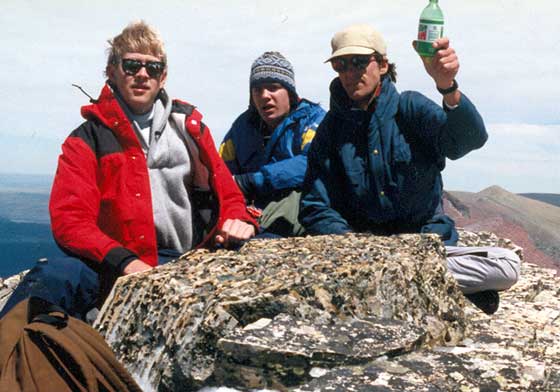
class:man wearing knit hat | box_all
[220,51,326,236]
[299,24,520,314]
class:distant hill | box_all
[445,186,560,272]
[520,193,560,208]
[0,173,52,194]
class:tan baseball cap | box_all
[326,24,387,62]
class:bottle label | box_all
[418,22,444,42]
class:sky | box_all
[1,0,559,193]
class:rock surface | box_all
[215,314,426,390]
[0,270,28,311]
[3,231,559,391]
[292,259,560,392]
[291,231,560,392]
[94,233,467,391]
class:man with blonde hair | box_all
[1,21,256,320]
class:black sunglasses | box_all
[121,58,166,78]
[331,55,374,73]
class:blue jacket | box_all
[299,77,487,245]
[220,99,326,207]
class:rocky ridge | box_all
[92,231,560,391]
[95,233,466,391]
[2,231,559,391]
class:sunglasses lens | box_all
[331,56,372,73]
[352,56,372,70]
[121,59,165,78]
[331,58,347,73]
[145,62,164,78]
[122,59,142,75]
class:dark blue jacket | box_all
[299,77,487,245]
[220,99,326,207]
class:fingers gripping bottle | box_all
[417,0,444,57]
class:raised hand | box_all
[414,37,461,105]
[415,37,459,85]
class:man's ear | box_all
[159,69,168,88]
[379,57,389,75]
[106,64,116,83]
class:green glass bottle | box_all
[417,0,444,57]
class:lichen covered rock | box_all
[5,230,559,391]
[95,233,467,391]
[294,260,560,392]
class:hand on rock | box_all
[123,259,153,275]
[215,219,256,248]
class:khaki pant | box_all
[258,191,305,237]
[446,246,521,294]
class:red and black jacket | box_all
[49,84,256,275]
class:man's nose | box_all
[346,65,363,76]
[135,65,150,79]
[340,67,362,81]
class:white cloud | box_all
[443,123,560,193]
[1,0,559,193]
[490,124,559,138]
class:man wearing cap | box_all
[299,24,520,314]
[220,51,325,236]
[1,21,257,320]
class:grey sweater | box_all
[119,91,195,253]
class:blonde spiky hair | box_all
[106,20,167,68]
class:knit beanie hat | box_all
[250,51,297,97]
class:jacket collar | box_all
[80,83,169,149]
[80,84,120,125]
[80,83,169,126]
[81,83,170,137]
[329,76,399,122]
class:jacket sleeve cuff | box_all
[308,222,352,236]
[442,99,460,111]
[252,171,265,192]
[103,247,139,275]
[328,225,352,235]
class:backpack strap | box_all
[0,299,29,368]
[24,321,99,392]
[27,296,69,327]
[66,318,143,392]
[30,313,69,329]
